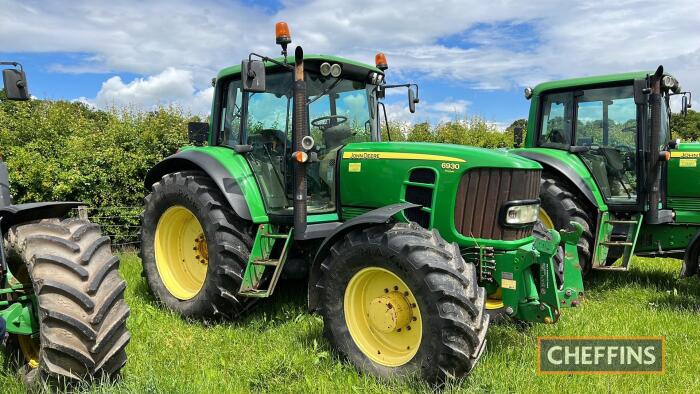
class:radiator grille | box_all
[454,168,541,241]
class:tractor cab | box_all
[527,71,685,211]
[516,67,699,274]
[215,56,380,218]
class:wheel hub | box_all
[367,292,412,333]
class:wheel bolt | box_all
[393,286,399,291]
[411,303,416,308]
[403,291,409,297]
[384,288,389,293]
[397,328,401,332]
[407,325,411,330]
[412,317,417,321]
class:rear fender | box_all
[144,149,266,222]
[0,202,82,234]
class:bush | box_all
[0,99,192,243]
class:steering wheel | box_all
[613,144,634,153]
[311,115,348,130]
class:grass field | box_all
[1,252,699,393]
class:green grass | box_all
[2,254,699,393]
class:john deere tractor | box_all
[140,23,583,381]
[0,63,130,385]
[514,66,698,277]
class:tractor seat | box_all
[323,124,353,151]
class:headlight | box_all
[501,201,540,227]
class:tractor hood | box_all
[339,142,544,250]
[342,142,542,170]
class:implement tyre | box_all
[3,218,130,385]
[318,222,488,382]
[140,170,253,320]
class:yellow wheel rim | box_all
[18,335,40,369]
[155,206,208,300]
[344,267,422,367]
[485,288,504,310]
[539,209,555,230]
[11,267,40,369]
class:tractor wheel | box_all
[318,222,488,382]
[140,170,252,320]
[539,173,595,276]
[2,218,130,385]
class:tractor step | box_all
[602,241,634,246]
[593,265,629,272]
[237,289,272,298]
[252,259,280,267]
[238,225,293,298]
[605,220,638,225]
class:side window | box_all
[221,80,243,146]
[538,92,573,148]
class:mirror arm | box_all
[248,53,294,71]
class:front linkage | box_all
[475,222,584,323]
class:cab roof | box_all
[216,54,383,79]
[532,71,654,96]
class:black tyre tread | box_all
[140,170,252,320]
[6,218,130,383]
[540,173,595,275]
[318,222,489,382]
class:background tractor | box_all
[0,63,130,385]
[513,66,699,278]
[140,23,583,382]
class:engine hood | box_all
[342,142,542,170]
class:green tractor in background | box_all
[0,63,130,385]
[140,23,584,381]
[513,66,698,277]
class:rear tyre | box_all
[140,171,252,320]
[539,174,595,276]
[3,218,130,385]
[318,222,489,382]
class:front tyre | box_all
[319,222,489,381]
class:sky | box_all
[1,0,699,129]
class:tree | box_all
[671,109,700,142]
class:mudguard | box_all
[144,150,253,221]
[0,202,82,233]
[307,202,418,312]
[516,151,599,208]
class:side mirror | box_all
[2,69,30,101]
[513,127,524,148]
[682,93,692,116]
[408,87,419,113]
[241,60,266,92]
[188,122,209,146]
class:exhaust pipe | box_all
[292,46,307,239]
[646,66,672,224]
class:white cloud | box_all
[1,0,699,118]
[89,68,213,113]
[385,98,471,125]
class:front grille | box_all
[454,168,541,241]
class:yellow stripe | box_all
[670,151,700,158]
[342,151,465,162]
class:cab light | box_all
[275,22,291,45]
[375,52,388,70]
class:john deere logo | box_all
[538,337,665,374]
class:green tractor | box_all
[140,23,584,381]
[0,63,130,385]
[513,66,698,277]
